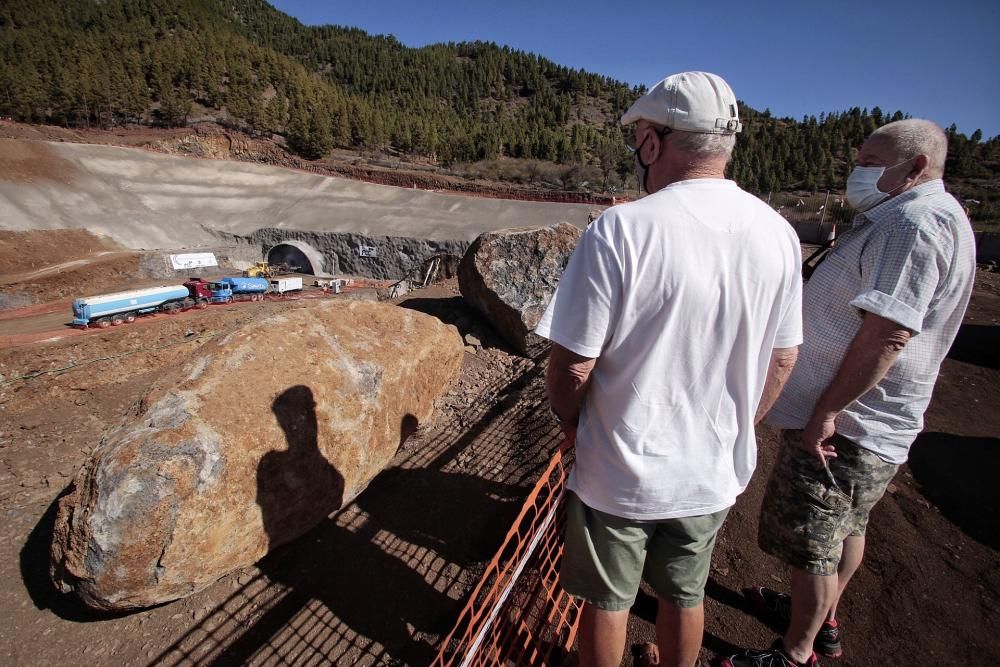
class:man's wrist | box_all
[810,407,840,424]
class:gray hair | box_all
[669,129,736,160]
[870,119,948,178]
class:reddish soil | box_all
[0,230,145,310]
[0,271,997,666]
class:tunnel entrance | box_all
[267,241,328,276]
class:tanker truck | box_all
[72,285,192,328]
[215,277,270,302]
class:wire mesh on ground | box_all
[432,442,581,667]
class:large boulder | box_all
[458,223,582,357]
[50,300,463,611]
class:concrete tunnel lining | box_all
[267,240,329,277]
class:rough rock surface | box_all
[50,300,463,611]
[458,223,582,357]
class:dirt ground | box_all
[0,230,146,310]
[0,277,563,665]
[0,262,998,666]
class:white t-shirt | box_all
[535,179,802,520]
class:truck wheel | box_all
[111,315,125,326]
[196,300,208,309]
[225,296,233,304]
[97,317,111,328]
[124,312,136,323]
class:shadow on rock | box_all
[908,432,1000,549]
[257,385,345,551]
[947,324,1000,369]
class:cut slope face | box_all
[0,139,594,251]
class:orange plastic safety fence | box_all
[432,443,581,667]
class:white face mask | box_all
[845,160,910,212]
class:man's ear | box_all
[909,154,929,180]
[641,130,662,165]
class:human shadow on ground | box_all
[908,432,1000,549]
[209,385,527,665]
[947,323,1000,368]
[703,577,785,635]
[354,466,525,567]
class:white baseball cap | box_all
[620,71,742,134]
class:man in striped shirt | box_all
[725,119,976,667]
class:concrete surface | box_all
[0,139,595,250]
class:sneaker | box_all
[815,619,843,659]
[745,587,843,658]
[721,640,819,667]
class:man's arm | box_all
[801,312,912,462]
[756,346,799,424]
[546,343,597,443]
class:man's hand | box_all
[801,412,838,464]
[800,312,912,465]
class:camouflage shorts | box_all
[758,430,899,576]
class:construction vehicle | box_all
[243,262,275,278]
[243,261,300,278]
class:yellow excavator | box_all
[243,262,277,278]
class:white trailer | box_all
[270,277,303,294]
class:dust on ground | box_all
[0,269,998,665]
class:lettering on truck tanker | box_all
[216,277,270,302]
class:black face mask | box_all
[634,136,652,194]
[629,126,671,194]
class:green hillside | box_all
[1,0,997,223]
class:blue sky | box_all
[269,0,1000,139]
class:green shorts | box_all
[560,492,730,611]
[758,430,899,576]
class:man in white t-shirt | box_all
[535,72,803,667]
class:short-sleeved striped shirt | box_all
[767,180,976,464]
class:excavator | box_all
[242,261,299,278]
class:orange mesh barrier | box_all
[432,442,581,667]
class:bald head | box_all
[868,119,948,179]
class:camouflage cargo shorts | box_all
[758,429,899,576]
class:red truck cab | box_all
[183,278,217,304]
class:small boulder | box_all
[50,300,463,611]
[458,223,582,357]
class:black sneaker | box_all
[721,640,819,667]
[745,587,843,658]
